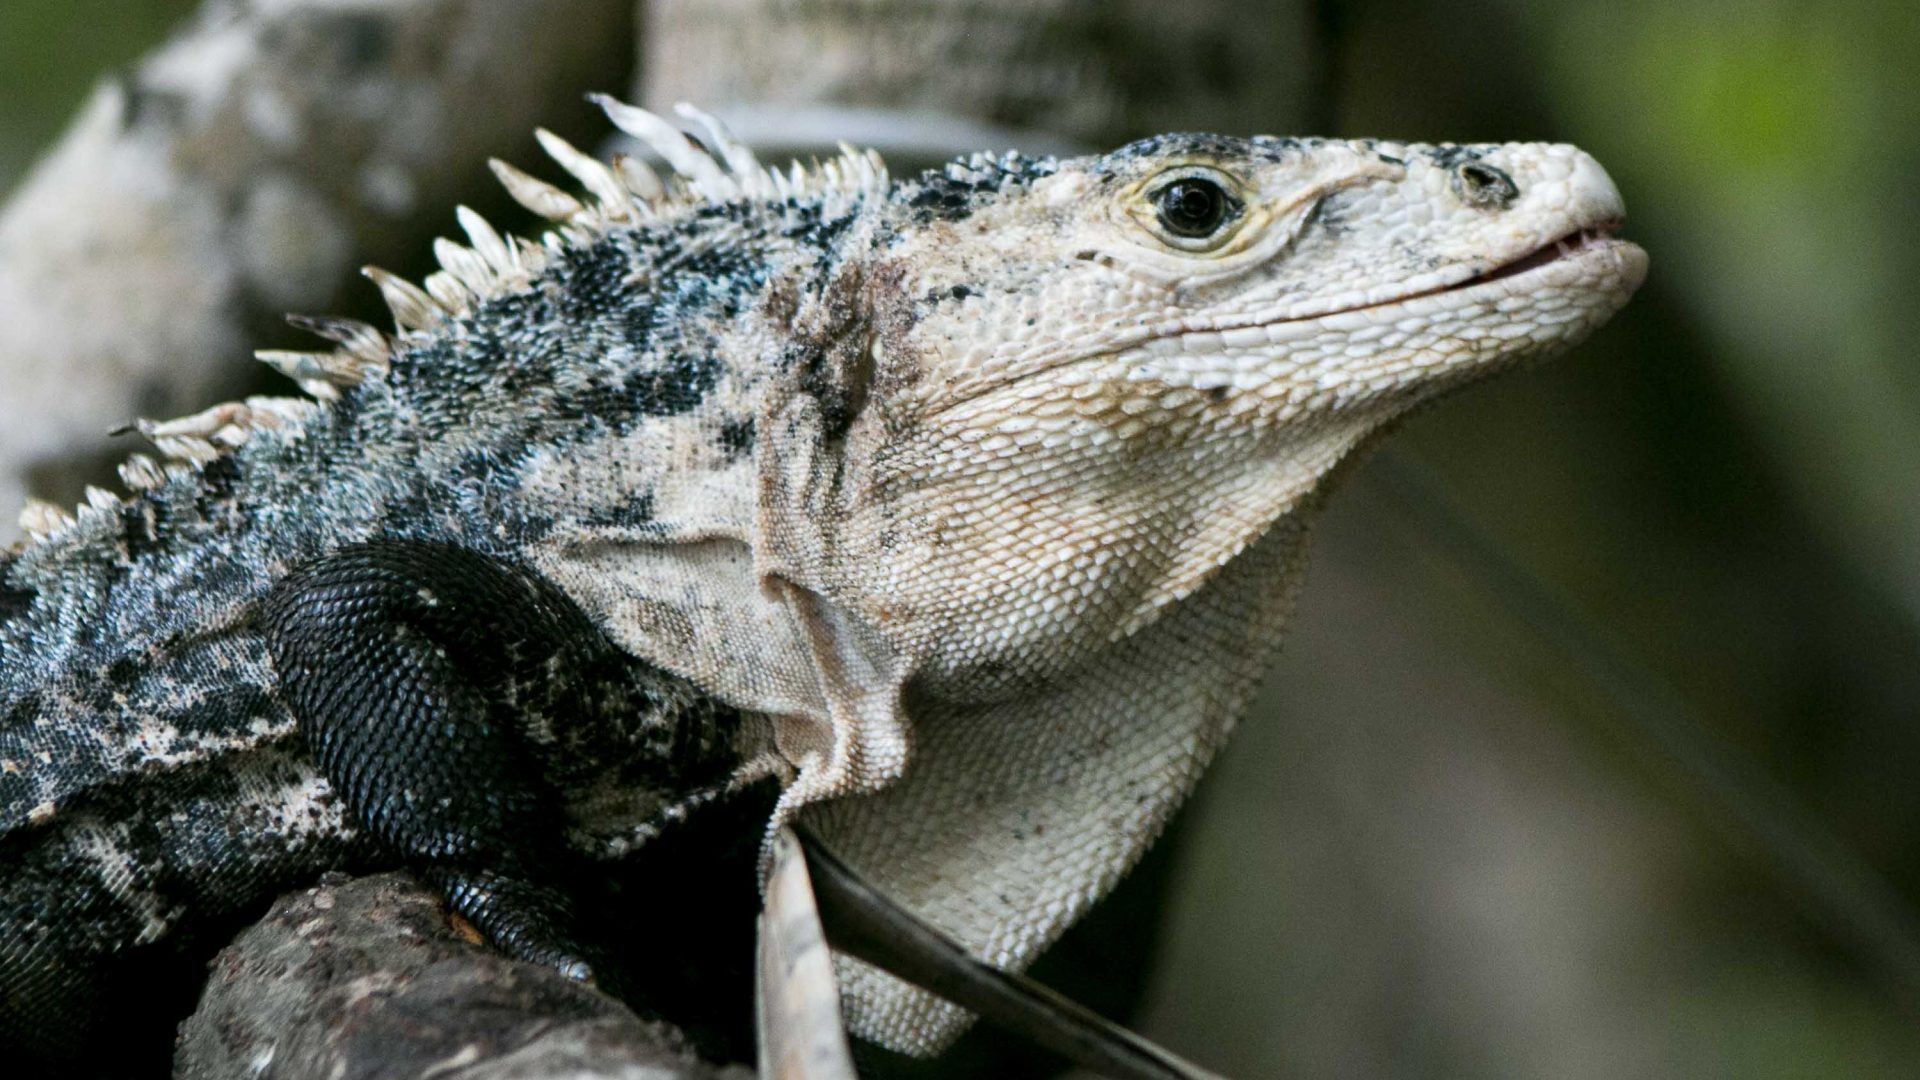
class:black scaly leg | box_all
[262,539,608,981]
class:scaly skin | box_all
[0,99,1645,1070]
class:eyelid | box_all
[1145,166,1245,204]
[1148,182,1247,227]
[1135,165,1250,251]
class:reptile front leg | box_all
[261,538,609,981]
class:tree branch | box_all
[175,871,748,1080]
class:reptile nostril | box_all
[1453,161,1519,209]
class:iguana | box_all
[0,96,1646,1074]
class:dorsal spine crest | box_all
[11,98,888,553]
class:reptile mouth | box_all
[1185,220,1632,340]
[1452,222,1622,286]
[1381,221,1626,307]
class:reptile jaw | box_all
[1239,220,1637,330]
[913,222,1644,421]
[1452,221,1627,287]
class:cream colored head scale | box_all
[766,133,1645,1052]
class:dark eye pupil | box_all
[1156,179,1229,237]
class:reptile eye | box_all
[1154,178,1235,239]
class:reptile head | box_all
[813,136,1646,699]
[764,134,1645,1051]
[479,109,1644,1055]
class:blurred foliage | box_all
[2,1,1918,1077]
[1511,0,1920,625]
[1348,0,1920,899]
[1153,0,1920,1073]
[0,0,200,190]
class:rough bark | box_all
[0,0,634,538]
[175,872,750,1080]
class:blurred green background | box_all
[4,1,1918,1077]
